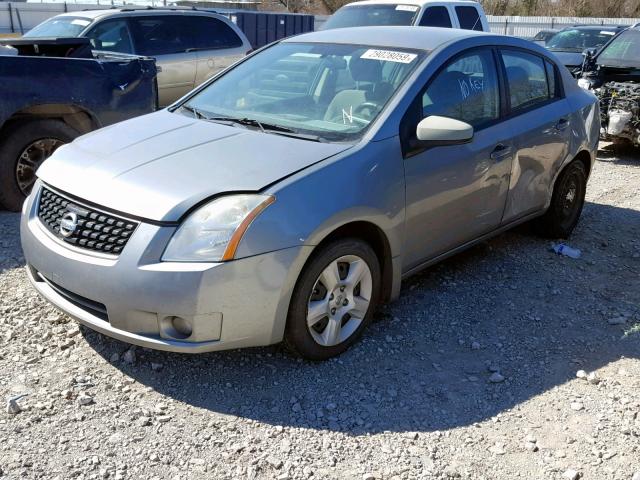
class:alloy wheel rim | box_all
[307,255,373,347]
[561,176,579,218]
[15,138,64,195]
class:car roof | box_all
[340,0,481,7]
[54,8,227,21]
[285,25,489,51]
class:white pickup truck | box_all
[323,0,489,32]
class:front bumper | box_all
[21,184,311,353]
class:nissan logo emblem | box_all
[59,211,78,238]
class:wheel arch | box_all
[546,148,593,210]
[304,220,396,304]
[0,103,100,137]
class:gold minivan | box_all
[25,8,252,106]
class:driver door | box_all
[401,48,514,270]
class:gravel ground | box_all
[1,144,639,480]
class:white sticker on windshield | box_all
[71,19,91,26]
[361,49,417,64]
[396,4,419,11]
[600,30,615,35]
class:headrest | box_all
[349,56,382,83]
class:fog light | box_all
[169,316,192,338]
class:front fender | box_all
[236,137,406,260]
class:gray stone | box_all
[77,394,94,406]
[562,469,580,480]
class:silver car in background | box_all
[21,27,599,360]
[24,8,252,106]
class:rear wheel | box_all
[533,160,587,238]
[284,238,381,361]
[0,119,78,211]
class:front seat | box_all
[423,70,469,119]
[324,56,384,123]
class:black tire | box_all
[0,119,78,211]
[284,238,381,361]
[533,160,587,239]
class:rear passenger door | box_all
[401,48,514,269]
[498,49,571,222]
[188,16,247,87]
[129,15,198,107]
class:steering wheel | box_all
[353,102,380,118]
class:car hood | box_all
[549,50,584,68]
[37,110,352,222]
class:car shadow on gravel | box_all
[598,143,640,166]
[81,200,640,436]
[0,212,24,275]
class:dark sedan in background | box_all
[545,25,628,75]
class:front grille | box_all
[38,187,138,255]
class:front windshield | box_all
[597,28,640,67]
[323,4,419,29]
[24,16,91,38]
[180,42,423,142]
[546,28,617,51]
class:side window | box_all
[129,16,191,56]
[502,50,550,111]
[86,19,133,54]
[418,6,452,28]
[455,6,482,31]
[422,49,499,128]
[189,16,243,50]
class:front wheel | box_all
[284,238,381,361]
[533,160,587,238]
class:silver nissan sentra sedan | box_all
[21,26,599,360]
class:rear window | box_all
[418,6,452,28]
[455,6,482,31]
[323,4,419,29]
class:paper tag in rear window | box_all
[600,30,615,35]
[361,49,417,64]
[396,4,418,11]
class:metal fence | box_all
[487,15,640,37]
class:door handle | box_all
[490,144,512,162]
[555,118,569,131]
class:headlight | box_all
[577,78,592,90]
[162,194,274,262]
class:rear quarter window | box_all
[188,16,243,50]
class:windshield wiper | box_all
[210,116,325,142]
[180,104,207,120]
[180,109,325,142]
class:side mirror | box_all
[416,115,474,145]
[582,47,596,58]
